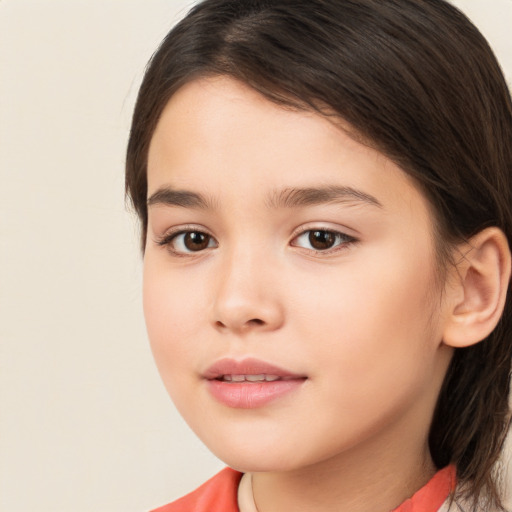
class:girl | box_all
[126,1,512,511]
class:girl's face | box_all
[143,77,454,473]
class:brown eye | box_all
[159,230,217,254]
[183,231,211,251]
[291,229,356,252]
[309,230,336,250]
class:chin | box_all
[204,436,321,474]
[217,452,302,474]
[195,434,295,473]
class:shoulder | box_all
[150,468,243,512]
[437,495,508,512]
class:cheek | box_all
[282,265,441,456]
[291,246,440,397]
[142,257,206,384]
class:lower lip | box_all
[206,379,305,408]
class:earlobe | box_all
[442,227,511,348]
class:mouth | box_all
[204,357,305,380]
[215,374,297,383]
[204,358,306,408]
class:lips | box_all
[204,357,304,381]
[204,358,306,408]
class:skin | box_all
[143,76,457,512]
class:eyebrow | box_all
[266,185,383,209]
[147,188,215,209]
[147,185,382,210]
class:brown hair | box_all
[126,0,512,508]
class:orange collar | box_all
[151,465,456,512]
[392,465,456,512]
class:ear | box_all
[442,227,511,348]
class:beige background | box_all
[0,1,511,511]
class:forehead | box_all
[147,76,431,223]
[148,76,364,178]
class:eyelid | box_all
[154,224,218,255]
[290,221,359,239]
[290,225,358,254]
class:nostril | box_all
[215,318,265,329]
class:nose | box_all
[211,246,285,335]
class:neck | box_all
[251,418,437,512]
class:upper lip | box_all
[203,357,305,380]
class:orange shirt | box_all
[151,465,456,512]
[151,468,241,512]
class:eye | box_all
[158,230,217,255]
[291,229,356,252]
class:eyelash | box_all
[155,225,217,257]
[290,228,357,255]
[155,226,358,257]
